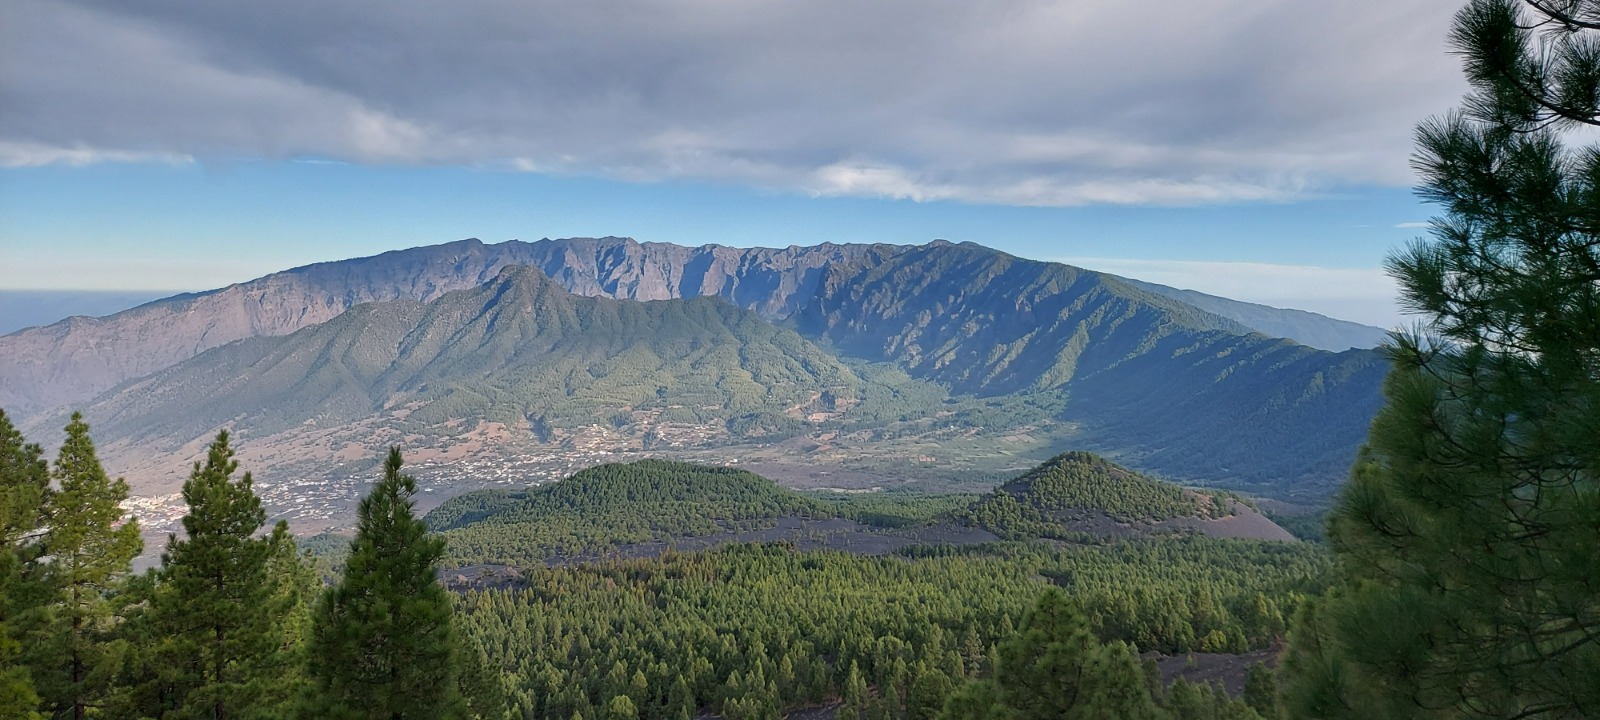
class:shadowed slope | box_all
[796,243,1387,488]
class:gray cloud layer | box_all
[2,0,1465,204]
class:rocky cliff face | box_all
[0,239,508,418]
[520,237,904,317]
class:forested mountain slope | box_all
[796,243,1388,488]
[1063,337,1384,491]
[458,538,1327,719]
[427,459,821,533]
[795,241,1255,395]
[52,267,885,477]
[423,456,1314,720]
[430,456,1298,571]
[428,459,837,562]
[964,452,1295,541]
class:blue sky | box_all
[0,0,1468,328]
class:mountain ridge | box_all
[1123,278,1390,351]
[0,237,1383,420]
[795,242,1260,395]
[793,242,1388,486]
[55,265,881,479]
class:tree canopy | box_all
[310,447,464,719]
[1280,0,1600,717]
[27,413,142,720]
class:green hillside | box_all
[964,452,1219,540]
[70,266,900,448]
[458,539,1329,719]
[428,459,826,562]
[1065,339,1384,493]
[427,459,820,530]
[795,241,1251,396]
[796,242,1388,491]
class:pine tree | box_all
[939,677,1008,720]
[149,430,289,719]
[457,638,507,720]
[0,409,48,549]
[666,674,693,720]
[840,660,868,720]
[262,522,318,708]
[25,413,142,720]
[605,695,637,720]
[939,590,1163,720]
[1082,641,1165,719]
[905,667,952,720]
[104,568,177,718]
[1240,663,1276,719]
[309,447,464,719]
[1000,591,1163,720]
[0,409,46,719]
[1279,0,1600,717]
[0,630,40,720]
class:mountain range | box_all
[69,265,874,460]
[0,237,1390,516]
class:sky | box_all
[0,0,1470,328]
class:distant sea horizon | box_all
[0,289,185,336]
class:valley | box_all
[2,237,1388,539]
[0,235,1560,720]
[0,236,1379,718]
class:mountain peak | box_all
[968,451,1297,541]
[998,451,1183,510]
[489,263,554,285]
[1013,450,1118,479]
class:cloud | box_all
[1,0,1468,205]
[805,162,1308,206]
[0,141,192,168]
[1393,221,1431,228]
[1058,256,1406,328]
